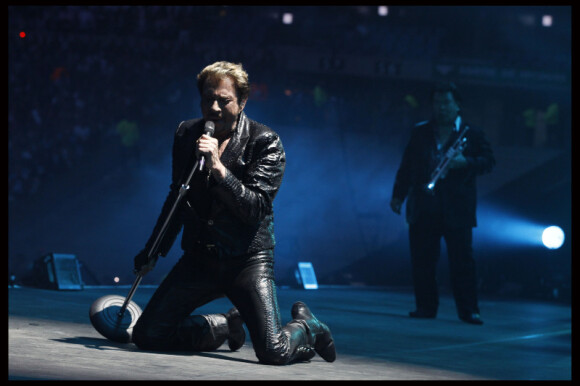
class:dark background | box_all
[8,6,571,303]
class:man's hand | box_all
[390,197,403,215]
[446,151,468,170]
[196,134,227,181]
[440,151,467,179]
[133,249,157,276]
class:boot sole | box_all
[316,339,336,362]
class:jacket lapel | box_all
[219,112,250,170]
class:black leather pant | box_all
[132,248,314,365]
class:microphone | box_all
[199,121,215,170]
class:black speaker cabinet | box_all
[30,253,84,290]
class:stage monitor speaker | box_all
[30,253,84,290]
[296,262,318,290]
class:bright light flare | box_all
[542,15,553,27]
[282,13,293,25]
[476,204,567,250]
[378,6,388,16]
[542,226,564,249]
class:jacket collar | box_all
[219,111,250,169]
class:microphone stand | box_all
[116,156,203,321]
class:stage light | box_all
[296,262,318,290]
[378,6,388,17]
[476,204,567,250]
[542,15,553,27]
[114,276,120,283]
[542,226,564,249]
[282,13,293,25]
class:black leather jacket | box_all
[144,112,286,259]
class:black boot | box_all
[291,301,336,362]
[294,345,317,362]
[284,320,317,363]
[224,307,246,351]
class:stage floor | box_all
[8,285,571,380]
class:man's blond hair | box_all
[197,61,250,105]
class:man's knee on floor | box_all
[131,322,153,349]
[132,320,167,350]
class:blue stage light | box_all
[542,226,565,249]
[476,204,568,250]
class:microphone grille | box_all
[204,121,215,135]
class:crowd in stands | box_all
[8,6,570,202]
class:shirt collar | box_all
[454,116,462,132]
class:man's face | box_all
[432,91,460,126]
[200,76,246,136]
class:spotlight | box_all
[295,262,318,290]
[542,226,565,249]
[542,15,553,27]
[476,204,568,250]
[282,13,293,25]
